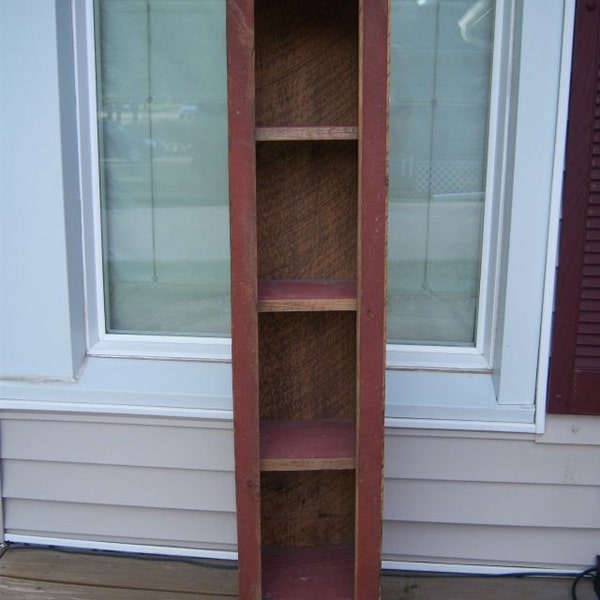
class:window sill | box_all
[0,356,232,419]
[89,336,231,362]
[0,356,536,433]
[386,370,536,432]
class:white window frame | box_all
[386,0,574,432]
[71,0,574,432]
[76,0,231,364]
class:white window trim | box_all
[75,1,231,364]
[65,0,574,432]
[387,0,574,433]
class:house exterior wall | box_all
[1,411,599,571]
[1,0,598,574]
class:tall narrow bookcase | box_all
[227,1,388,598]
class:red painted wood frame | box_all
[227,0,388,597]
[356,0,388,597]
[227,0,260,596]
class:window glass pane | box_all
[388,0,494,346]
[95,0,229,336]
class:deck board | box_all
[0,547,237,597]
[0,576,204,599]
[0,546,594,599]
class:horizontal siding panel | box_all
[3,499,237,550]
[2,461,235,512]
[0,420,234,471]
[383,479,600,528]
[384,434,600,485]
[382,521,600,570]
[2,415,600,570]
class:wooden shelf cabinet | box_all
[228,0,388,597]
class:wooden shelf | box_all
[229,0,387,595]
[255,126,359,142]
[258,279,356,312]
[262,545,354,599]
[260,419,355,471]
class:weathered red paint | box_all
[227,0,261,597]
[229,0,388,595]
[355,0,389,597]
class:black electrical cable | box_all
[571,566,600,600]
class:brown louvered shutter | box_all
[548,0,600,414]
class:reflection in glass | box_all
[388,0,494,346]
[95,0,229,336]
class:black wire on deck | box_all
[571,565,600,600]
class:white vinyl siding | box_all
[0,415,237,553]
[1,413,599,571]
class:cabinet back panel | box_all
[259,312,356,420]
[261,470,355,547]
[257,141,357,280]
[255,0,358,126]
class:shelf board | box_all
[262,545,354,599]
[258,279,357,312]
[255,126,359,141]
[260,419,355,471]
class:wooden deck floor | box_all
[0,545,594,599]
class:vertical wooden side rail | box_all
[227,1,260,598]
[356,0,389,597]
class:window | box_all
[74,0,572,428]
[384,0,572,429]
[388,0,493,347]
[94,0,229,338]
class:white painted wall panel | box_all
[0,1,85,379]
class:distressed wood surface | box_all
[260,470,355,548]
[254,0,358,127]
[227,0,261,596]
[255,126,359,141]
[260,419,356,471]
[355,0,389,597]
[257,279,357,312]
[258,312,356,420]
[0,547,237,596]
[0,547,588,599]
[262,546,354,599]
[256,140,357,280]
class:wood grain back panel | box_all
[259,312,356,420]
[257,141,357,280]
[260,470,355,548]
[255,0,358,127]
